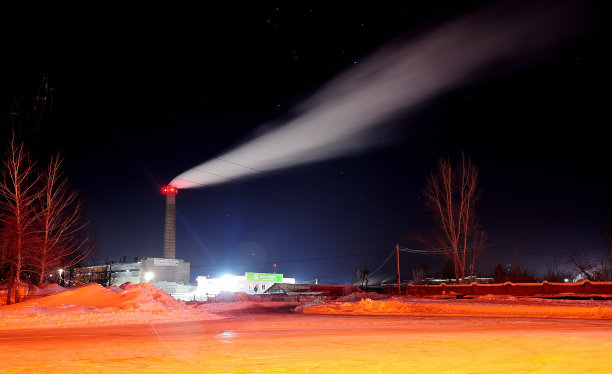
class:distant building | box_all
[72,265,110,286]
[72,257,193,298]
[140,257,190,284]
[265,283,361,300]
[190,272,296,301]
[110,261,141,285]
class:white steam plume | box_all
[171,1,585,189]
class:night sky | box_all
[1,1,610,284]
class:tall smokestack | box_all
[161,185,178,259]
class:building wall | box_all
[110,262,141,286]
[72,258,192,300]
[72,265,109,286]
[193,273,296,298]
[150,281,197,294]
[140,257,190,284]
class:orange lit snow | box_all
[300,293,612,319]
[0,283,220,329]
[1,284,611,372]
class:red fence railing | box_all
[385,280,612,296]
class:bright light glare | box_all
[219,274,238,292]
[144,272,154,282]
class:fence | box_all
[384,280,612,297]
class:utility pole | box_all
[108,261,113,287]
[396,243,400,296]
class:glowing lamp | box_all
[161,185,178,195]
[144,271,154,282]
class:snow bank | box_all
[0,282,68,304]
[0,282,221,330]
[300,295,612,319]
[0,282,31,302]
[30,283,67,297]
[202,300,299,315]
[293,298,324,312]
[336,292,391,301]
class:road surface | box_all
[1,303,611,373]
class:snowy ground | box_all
[0,282,220,330]
[1,284,611,372]
[299,292,612,319]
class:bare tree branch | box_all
[0,139,41,304]
[423,152,482,283]
[33,154,92,285]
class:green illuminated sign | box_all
[245,272,283,282]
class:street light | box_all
[144,271,154,282]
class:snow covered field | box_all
[1,283,611,373]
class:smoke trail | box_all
[172,1,586,189]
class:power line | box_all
[396,225,553,255]
[368,249,396,277]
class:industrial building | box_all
[72,257,195,296]
[73,183,190,293]
[187,272,296,301]
[265,283,361,300]
[140,257,190,284]
[73,186,301,302]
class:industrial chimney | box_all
[161,185,178,259]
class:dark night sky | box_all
[1,1,610,284]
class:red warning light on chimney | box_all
[161,185,179,195]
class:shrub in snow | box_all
[31,283,67,297]
[337,292,391,301]
[293,298,324,312]
[215,291,248,302]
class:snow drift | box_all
[0,282,220,330]
[300,294,612,319]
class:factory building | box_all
[72,187,299,302]
[189,272,296,301]
[140,257,190,284]
[72,257,195,298]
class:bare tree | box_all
[0,140,41,304]
[493,263,506,283]
[543,259,573,282]
[33,154,91,286]
[569,249,612,281]
[411,266,427,285]
[423,152,479,283]
[351,266,369,290]
[410,228,455,280]
[469,228,487,280]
